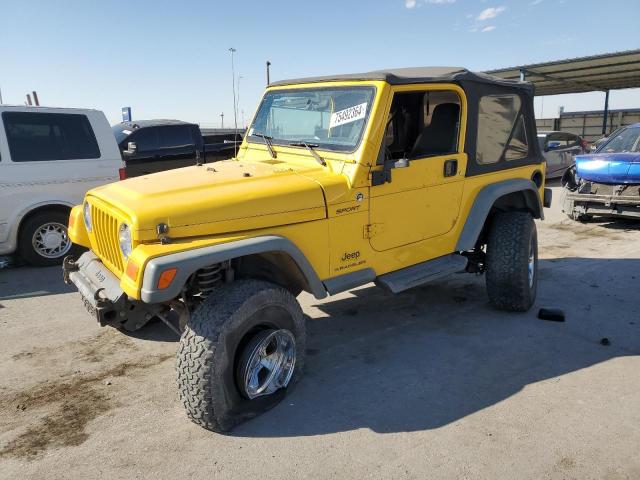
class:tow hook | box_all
[62,255,78,284]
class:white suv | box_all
[0,106,121,266]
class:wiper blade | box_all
[289,141,326,166]
[253,132,276,159]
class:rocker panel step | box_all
[376,254,468,294]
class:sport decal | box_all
[330,102,368,128]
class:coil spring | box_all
[196,264,223,297]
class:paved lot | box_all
[1,186,639,480]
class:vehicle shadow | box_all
[233,257,640,437]
[596,218,640,230]
[0,265,74,301]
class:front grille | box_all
[90,205,125,275]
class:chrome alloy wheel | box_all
[239,329,296,400]
[32,222,72,259]
[527,235,536,288]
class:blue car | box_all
[563,123,640,221]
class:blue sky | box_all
[1,0,638,126]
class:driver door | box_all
[368,85,466,252]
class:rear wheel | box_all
[18,210,82,266]
[176,279,305,432]
[485,211,538,312]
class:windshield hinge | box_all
[363,223,384,239]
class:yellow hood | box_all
[87,159,329,241]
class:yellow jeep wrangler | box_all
[63,67,552,432]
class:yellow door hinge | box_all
[363,223,384,239]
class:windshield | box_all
[112,124,133,144]
[597,126,640,153]
[248,86,375,152]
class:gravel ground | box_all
[1,186,639,480]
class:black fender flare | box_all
[140,235,327,303]
[455,179,543,252]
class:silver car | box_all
[538,131,587,179]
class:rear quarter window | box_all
[2,111,100,162]
[476,94,522,165]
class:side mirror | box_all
[394,157,410,168]
[124,142,137,156]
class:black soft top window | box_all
[476,94,529,164]
[3,111,100,162]
[462,80,540,176]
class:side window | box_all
[505,116,528,161]
[566,134,580,147]
[476,94,523,165]
[159,125,194,149]
[382,90,461,161]
[2,111,100,162]
[130,128,159,152]
[546,132,569,149]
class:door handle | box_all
[443,159,458,177]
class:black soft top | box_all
[271,67,534,95]
[272,66,540,177]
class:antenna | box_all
[229,47,238,157]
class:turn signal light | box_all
[68,211,75,228]
[125,260,139,280]
[157,268,177,289]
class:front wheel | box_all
[485,211,538,312]
[176,279,306,432]
[18,210,82,266]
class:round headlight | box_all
[83,202,92,232]
[118,223,132,259]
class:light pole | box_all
[238,75,244,126]
[266,61,271,85]
[220,112,224,129]
[229,47,238,156]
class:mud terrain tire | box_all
[485,211,538,312]
[176,279,305,432]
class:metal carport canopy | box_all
[486,49,640,133]
[485,49,640,95]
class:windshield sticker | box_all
[122,129,132,135]
[330,102,368,128]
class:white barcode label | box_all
[330,102,368,128]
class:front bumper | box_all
[563,184,640,219]
[63,252,154,330]
[63,252,127,326]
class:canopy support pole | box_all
[602,90,610,135]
